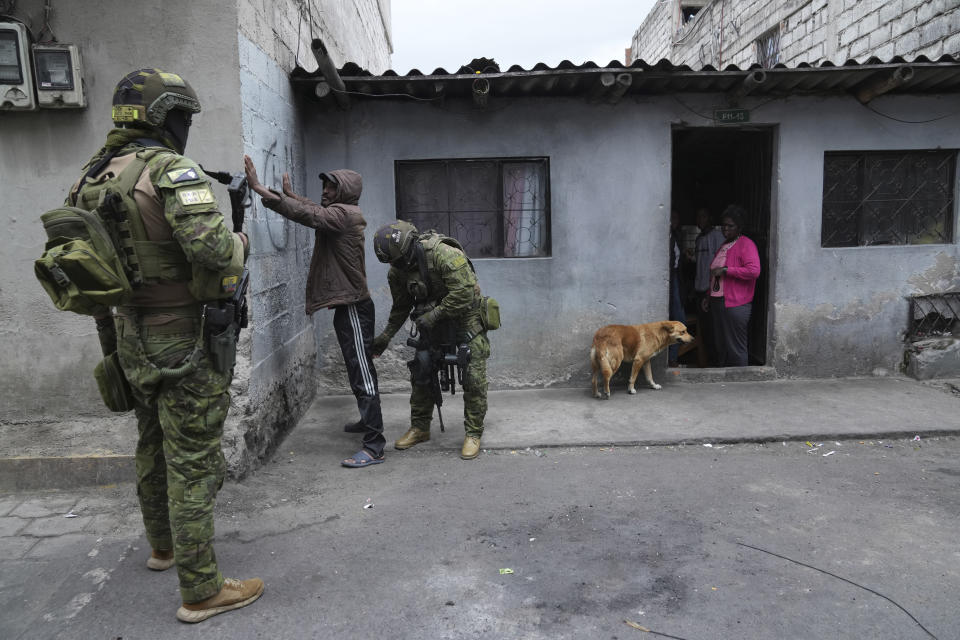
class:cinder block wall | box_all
[232,0,391,475]
[631,0,960,68]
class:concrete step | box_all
[4,376,958,492]
[666,365,778,383]
[0,416,134,492]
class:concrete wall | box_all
[301,91,959,384]
[0,0,243,422]
[631,0,960,68]
[1,0,391,476]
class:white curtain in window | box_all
[503,162,545,257]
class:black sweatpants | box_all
[333,298,385,457]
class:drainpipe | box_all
[856,66,914,104]
[729,69,767,105]
[472,77,490,108]
[311,38,350,110]
[586,72,617,102]
[606,73,633,104]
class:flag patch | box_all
[167,167,199,184]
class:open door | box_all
[671,126,773,366]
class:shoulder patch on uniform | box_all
[177,186,215,206]
[167,167,200,184]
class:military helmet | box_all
[111,68,201,127]
[374,220,418,264]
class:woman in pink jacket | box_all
[708,205,761,366]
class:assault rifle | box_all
[198,167,252,372]
[406,312,471,433]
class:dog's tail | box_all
[590,342,611,372]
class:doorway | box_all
[670,126,774,367]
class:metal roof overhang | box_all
[290,54,960,109]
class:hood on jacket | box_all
[319,169,362,205]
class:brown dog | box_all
[590,321,693,399]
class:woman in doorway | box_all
[709,205,761,367]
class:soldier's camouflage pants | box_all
[116,310,228,604]
[411,332,489,436]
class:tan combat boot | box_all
[394,427,430,450]
[461,435,481,460]
[146,549,175,571]
[176,577,264,623]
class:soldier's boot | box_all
[394,428,430,450]
[147,549,175,571]
[461,435,482,460]
[176,577,264,623]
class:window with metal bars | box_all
[907,293,960,341]
[755,26,781,68]
[821,150,957,247]
[395,157,551,258]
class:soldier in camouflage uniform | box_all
[371,221,491,460]
[67,69,262,622]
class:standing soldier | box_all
[67,69,262,622]
[371,221,492,460]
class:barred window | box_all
[821,150,956,247]
[755,26,781,68]
[395,158,551,258]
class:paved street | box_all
[2,413,959,639]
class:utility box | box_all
[0,21,36,110]
[33,43,85,108]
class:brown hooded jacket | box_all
[261,169,370,313]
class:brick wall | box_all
[631,0,960,68]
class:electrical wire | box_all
[330,86,443,102]
[670,94,715,121]
[861,101,959,124]
[623,619,692,639]
[737,542,939,640]
[294,0,303,68]
[35,0,55,43]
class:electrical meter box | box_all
[0,21,36,110]
[33,43,85,108]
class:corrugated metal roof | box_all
[291,55,960,106]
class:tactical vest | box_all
[35,144,239,315]
[406,232,499,334]
[70,147,192,290]
[405,232,462,303]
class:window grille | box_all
[821,150,956,247]
[395,157,551,258]
[907,292,960,341]
[756,27,781,68]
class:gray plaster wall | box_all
[0,0,243,422]
[303,97,677,392]
[760,93,960,377]
[631,0,960,68]
[301,91,959,386]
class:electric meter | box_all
[33,43,85,108]
[0,21,36,110]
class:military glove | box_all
[371,333,391,356]
[415,309,440,333]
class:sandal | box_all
[341,449,385,468]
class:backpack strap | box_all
[70,148,123,205]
